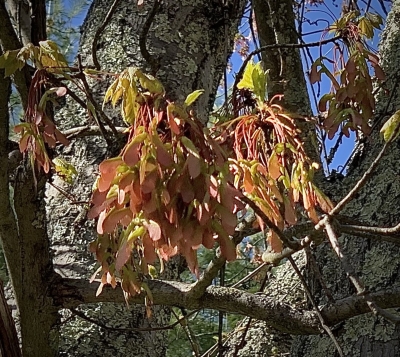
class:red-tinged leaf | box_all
[345,57,356,75]
[307,206,319,223]
[161,189,170,205]
[141,170,158,194]
[181,245,199,277]
[255,216,264,230]
[14,124,26,134]
[43,159,50,173]
[142,191,157,213]
[167,206,177,224]
[313,185,334,212]
[243,169,254,194]
[187,154,201,179]
[168,224,183,246]
[88,195,116,219]
[98,174,113,193]
[309,62,321,84]
[197,203,211,226]
[218,205,237,235]
[99,157,123,175]
[97,210,107,234]
[55,129,70,146]
[209,175,218,198]
[43,133,57,148]
[144,220,162,241]
[180,176,195,203]
[120,214,132,227]
[268,152,280,180]
[119,172,135,191]
[122,141,140,166]
[192,175,208,202]
[284,196,297,225]
[55,86,67,96]
[190,226,204,249]
[269,182,283,202]
[115,240,132,271]
[373,64,385,80]
[158,244,178,261]
[102,208,132,234]
[143,234,157,263]
[183,222,195,243]
[267,231,283,253]
[19,133,30,152]
[221,184,244,212]
[202,229,215,249]
[318,93,334,112]
[155,143,173,167]
[168,113,180,135]
[218,233,237,262]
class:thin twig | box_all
[91,0,122,70]
[70,307,198,332]
[325,142,389,217]
[232,35,342,97]
[188,218,257,299]
[172,309,200,357]
[288,256,344,357]
[63,125,126,140]
[321,217,400,325]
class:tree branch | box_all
[63,125,127,140]
[91,0,122,70]
[53,276,400,337]
[0,0,30,108]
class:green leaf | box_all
[380,110,400,142]
[237,61,256,91]
[365,12,383,29]
[180,136,200,158]
[135,69,164,94]
[52,158,78,184]
[251,62,267,101]
[184,89,204,107]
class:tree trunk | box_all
[47,1,246,356]
[226,1,400,357]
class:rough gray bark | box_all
[289,2,400,356]
[225,1,400,357]
[253,0,319,165]
[46,1,246,356]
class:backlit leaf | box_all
[184,89,204,107]
[380,110,400,142]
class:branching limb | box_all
[0,1,30,108]
[319,216,400,325]
[63,125,126,140]
[54,276,400,335]
[91,0,122,70]
[139,0,162,74]
[70,307,198,332]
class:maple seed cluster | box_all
[88,68,245,297]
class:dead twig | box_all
[288,256,344,357]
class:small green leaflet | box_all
[184,89,204,107]
[380,110,400,142]
[237,61,268,101]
